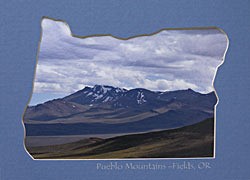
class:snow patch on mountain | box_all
[137,91,147,104]
[93,94,103,100]
[102,87,112,94]
[87,92,93,96]
[103,96,112,102]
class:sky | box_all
[29,18,228,105]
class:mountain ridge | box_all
[24,85,216,136]
[24,85,216,123]
[29,85,209,107]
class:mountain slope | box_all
[27,118,214,159]
[25,109,212,136]
[23,85,217,136]
[24,85,216,123]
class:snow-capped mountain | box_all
[64,85,129,106]
[63,85,215,109]
[23,85,217,136]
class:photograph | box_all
[23,18,228,159]
[2,1,250,180]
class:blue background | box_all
[0,0,250,179]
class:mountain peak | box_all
[62,84,214,108]
[93,84,112,93]
[91,84,127,93]
[186,88,196,92]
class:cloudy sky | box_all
[30,18,227,105]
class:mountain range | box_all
[23,85,217,136]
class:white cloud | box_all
[34,18,228,94]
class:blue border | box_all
[0,0,250,179]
